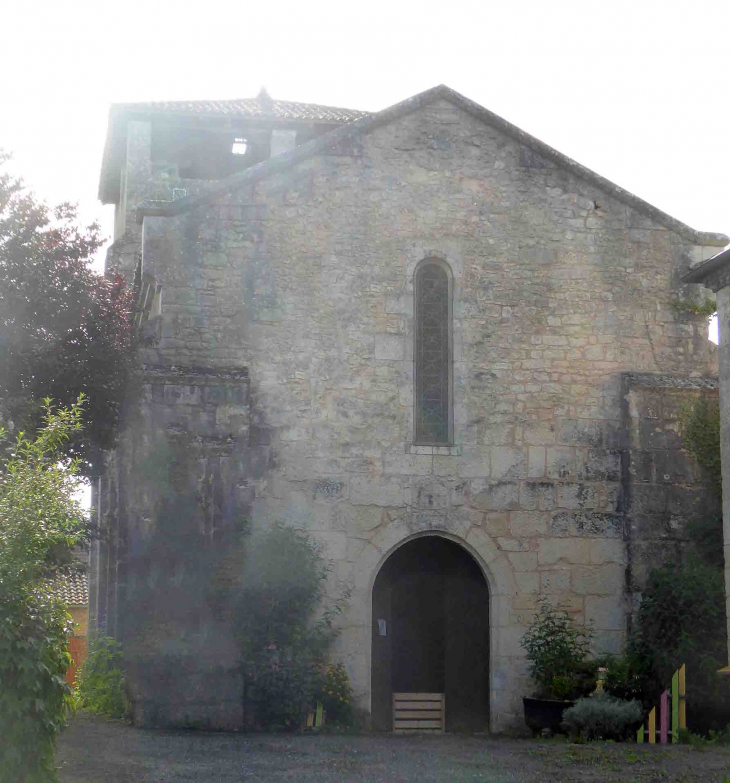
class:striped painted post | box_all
[648,706,656,744]
[672,670,679,743]
[678,664,686,731]
[660,690,668,744]
[636,664,687,743]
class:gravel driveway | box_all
[57,714,730,782]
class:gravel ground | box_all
[57,714,730,782]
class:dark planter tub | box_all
[523,697,575,736]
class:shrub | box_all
[237,523,349,729]
[600,654,645,702]
[317,663,354,727]
[0,591,74,782]
[631,552,730,732]
[679,725,730,746]
[521,597,594,700]
[561,693,643,741]
[75,636,128,719]
[0,400,88,781]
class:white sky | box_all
[2,0,728,252]
[3,0,727,505]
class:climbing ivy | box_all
[680,395,722,498]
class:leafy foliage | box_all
[679,725,730,746]
[238,523,349,729]
[0,400,88,781]
[0,152,137,475]
[671,296,717,320]
[561,693,643,741]
[680,394,722,498]
[599,654,645,702]
[75,636,128,719]
[521,597,595,700]
[316,663,354,727]
[631,552,730,732]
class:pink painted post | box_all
[660,690,668,744]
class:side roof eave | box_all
[682,246,730,289]
[134,84,728,247]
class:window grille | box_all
[415,263,450,444]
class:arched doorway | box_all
[371,535,490,732]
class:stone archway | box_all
[370,534,491,732]
[342,519,517,733]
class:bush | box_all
[237,523,349,729]
[0,400,88,781]
[317,663,354,727]
[75,636,128,719]
[0,591,74,782]
[631,552,730,732]
[679,725,730,746]
[521,597,594,700]
[561,693,643,741]
[600,654,645,702]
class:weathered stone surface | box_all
[546,447,582,480]
[510,511,548,537]
[527,447,546,478]
[572,564,624,595]
[551,510,623,538]
[558,483,598,510]
[91,88,724,736]
[491,447,526,479]
[585,596,625,630]
[537,538,589,566]
[471,480,520,511]
[350,476,404,506]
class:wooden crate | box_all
[392,692,445,733]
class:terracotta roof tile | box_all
[116,88,370,124]
[51,571,88,606]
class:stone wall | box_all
[622,373,720,608]
[97,96,723,732]
[90,365,255,729]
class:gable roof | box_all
[99,89,369,203]
[135,85,727,248]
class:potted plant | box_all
[521,597,596,736]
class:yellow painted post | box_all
[315,701,324,727]
[679,664,686,730]
[648,706,656,744]
[672,670,679,743]
[637,724,645,743]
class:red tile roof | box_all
[51,571,88,606]
[116,88,370,124]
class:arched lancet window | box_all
[415,261,451,444]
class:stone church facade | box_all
[89,85,727,733]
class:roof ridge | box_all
[111,94,369,115]
[136,84,727,247]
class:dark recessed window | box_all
[415,262,451,444]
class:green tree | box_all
[238,523,349,728]
[0,399,88,782]
[0,152,137,475]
